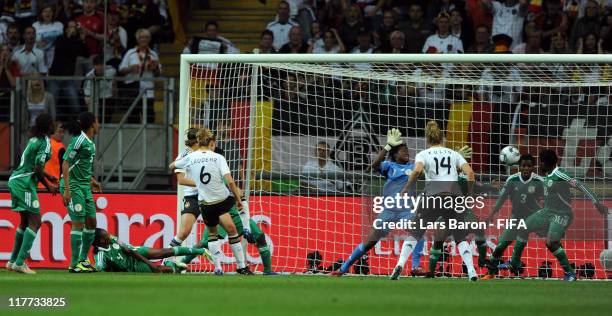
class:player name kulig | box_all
[372,218,527,230]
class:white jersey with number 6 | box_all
[414,146,467,195]
[174,150,231,204]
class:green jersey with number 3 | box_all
[61,132,96,189]
[494,172,545,219]
[543,167,601,215]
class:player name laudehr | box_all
[372,218,527,231]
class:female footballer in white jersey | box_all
[170,128,253,275]
[400,121,478,281]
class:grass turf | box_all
[1,270,611,316]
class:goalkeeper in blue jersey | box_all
[331,129,425,279]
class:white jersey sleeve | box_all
[217,154,231,177]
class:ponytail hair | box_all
[197,127,215,147]
[63,111,96,135]
[185,128,198,147]
[425,120,442,145]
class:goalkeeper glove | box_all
[385,128,403,151]
[456,145,473,159]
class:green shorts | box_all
[524,208,573,242]
[202,207,264,244]
[8,178,40,214]
[60,186,96,221]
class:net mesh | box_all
[181,60,611,278]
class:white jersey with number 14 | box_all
[414,146,467,195]
[174,150,231,204]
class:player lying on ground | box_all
[400,121,479,281]
[93,228,213,273]
[6,114,58,274]
[170,128,254,275]
[60,112,102,273]
[482,154,545,280]
[331,128,425,278]
[502,149,608,281]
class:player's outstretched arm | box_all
[400,162,423,195]
[373,128,403,171]
[569,176,608,215]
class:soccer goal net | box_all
[178,54,612,279]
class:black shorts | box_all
[181,195,200,217]
[200,196,235,227]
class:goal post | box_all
[178,53,611,278]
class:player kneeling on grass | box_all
[331,128,425,279]
[170,128,254,275]
[93,228,213,273]
[502,149,608,281]
[482,154,544,280]
[6,114,58,274]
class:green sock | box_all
[173,246,204,256]
[428,247,442,274]
[182,236,209,264]
[258,244,272,273]
[15,228,37,266]
[79,229,96,262]
[476,241,487,266]
[70,230,82,268]
[510,238,527,267]
[9,228,24,263]
[552,247,573,274]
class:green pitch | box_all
[1,270,612,316]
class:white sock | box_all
[458,241,476,278]
[229,235,246,269]
[396,236,417,268]
[241,238,248,261]
[207,239,223,271]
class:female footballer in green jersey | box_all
[61,112,102,273]
[6,114,58,274]
[93,228,213,273]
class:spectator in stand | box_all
[256,29,276,53]
[279,26,308,53]
[12,26,46,75]
[338,5,366,52]
[0,43,17,120]
[267,1,298,51]
[483,0,529,50]
[48,20,89,116]
[0,16,9,45]
[123,0,165,49]
[103,10,127,66]
[84,55,117,122]
[3,23,21,50]
[309,28,345,53]
[529,0,568,51]
[355,0,386,20]
[512,29,545,53]
[294,0,317,42]
[450,9,473,50]
[422,12,464,53]
[33,5,64,70]
[378,30,409,53]
[549,31,572,53]
[465,0,493,33]
[300,141,346,194]
[601,11,612,53]
[11,0,38,31]
[429,0,461,17]
[352,28,375,53]
[202,21,239,54]
[118,28,161,123]
[400,3,432,53]
[576,32,604,53]
[570,0,601,51]
[373,10,399,53]
[26,78,55,125]
[307,21,323,52]
[55,0,83,25]
[467,24,494,53]
[75,0,103,74]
